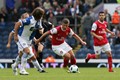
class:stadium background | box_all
[0,0,120,68]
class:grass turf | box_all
[0,68,119,80]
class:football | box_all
[69,65,79,73]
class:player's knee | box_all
[96,54,100,59]
[23,48,30,54]
[64,53,71,59]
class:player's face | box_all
[62,23,69,30]
[23,13,29,19]
[99,13,105,22]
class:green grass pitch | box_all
[0,68,119,80]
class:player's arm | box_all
[35,31,51,44]
[106,28,115,36]
[6,32,14,48]
[91,23,103,40]
[35,28,57,44]
[14,22,21,42]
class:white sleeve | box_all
[69,29,74,36]
[50,28,57,34]
[91,23,97,31]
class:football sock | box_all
[108,57,112,70]
[90,54,96,59]
[37,52,43,64]
[70,57,76,65]
[88,53,96,59]
[21,56,27,71]
[14,55,21,68]
[63,57,69,68]
[32,60,43,71]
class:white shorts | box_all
[16,36,32,52]
[52,42,72,56]
[94,43,111,55]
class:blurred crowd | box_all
[0,0,120,49]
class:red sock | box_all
[87,53,96,59]
[90,54,96,59]
[108,57,112,70]
[63,57,69,67]
[70,57,76,65]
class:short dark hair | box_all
[62,18,70,24]
[32,7,44,20]
[99,11,104,15]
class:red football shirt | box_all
[49,26,74,45]
[91,20,108,46]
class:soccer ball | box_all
[69,65,79,73]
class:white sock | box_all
[20,53,28,71]
[32,60,43,71]
[14,55,21,68]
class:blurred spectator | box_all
[81,12,93,48]
[45,55,56,63]
[85,0,96,7]
[48,13,57,26]
[83,2,91,14]
[46,8,54,20]
[115,29,120,45]
[104,9,111,30]
[5,0,15,14]
[0,18,6,27]
[111,10,120,30]
[28,0,39,12]
[21,0,28,6]
[12,8,20,22]
[43,0,51,11]
[63,4,71,16]
[52,0,60,11]
[0,7,8,22]
[54,7,63,24]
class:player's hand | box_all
[33,37,39,45]
[110,32,115,36]
[97,36,103,40]
[81,41,87,45]
[6,43,10,48]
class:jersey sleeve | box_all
[69,28,74,36]
[50,28,57,34]
[21,16,33,26]
[91,23,97,31]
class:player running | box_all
[85,11,115,72]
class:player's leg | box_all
[36,43,44,68]
[68,50,76,65]
[11,51,23,75]
[63,53,70,68]
[85,46,101,63]
[103,43,114,72]
[62,42,73,68]
[23,46,46,73]
[20,52,29,75]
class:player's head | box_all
[31,7,45,21]
[21,12,29,19]
[98,11,105,22]
[61,18,70,30]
